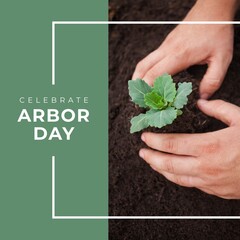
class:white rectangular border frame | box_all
[52,21,240,220]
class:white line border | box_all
[51,20,240,86]
[52,155,240,219]
[51,21,240,220]
[53,21,240,24]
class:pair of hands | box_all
[133,2,240,199]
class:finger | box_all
[132,48,166,80]
[198,187,216,196]
[199,57,230,99]
[198,187,233,199]
[141,132,206,156]
[155,171,203,188]
[139,148,199,175]
[142,54,191,85]
[197,99,240,126]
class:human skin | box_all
[133,0,240,199]
[132,0,239,99]
[139,100,240,199]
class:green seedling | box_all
[128,73,192,133]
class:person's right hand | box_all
[139,99,240,199]
[132,2,234,99]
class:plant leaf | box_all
[177,109,183,116]
[148,107,177,128]
[130,113,150,133]
[173,82,192,109]
[144,91,165,109]
[128,74,192,133]
[128,79,152,107]
[153,74,176,102]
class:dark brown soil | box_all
[109,220,240,240]
[109,0,196,21]
[109,0,240,239]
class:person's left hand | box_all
[139,99,240,199]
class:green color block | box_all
[0,1,108,240]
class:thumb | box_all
[199,58,228,99]
[142,55,191,85]
[197,99,240,126]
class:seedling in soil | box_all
[128,73,192,133]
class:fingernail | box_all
[141,134,146,142]
[201,93,210,100]
[139,149,145,158]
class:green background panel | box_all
[0,1,108,239]
[55,24,108,216]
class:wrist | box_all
[185,0,239,21]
